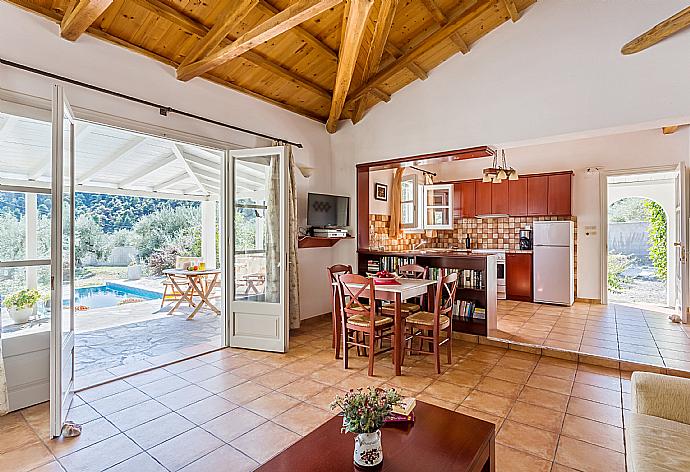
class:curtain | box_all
[267,143,301,329]
[388,168,405,238]
[424,172,436,239]
[0,317,8,415]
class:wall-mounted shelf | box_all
[298,236,353,249]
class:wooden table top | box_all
[343,278,437,294]
[256,401,495,472]
[163,268,221,276]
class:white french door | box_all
[49,85,76,438]
[675,162,689,322]
[224,146,289,352]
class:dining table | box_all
[341,277,438,376]
[162,268,221,320]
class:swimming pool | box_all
[68,283,162,309]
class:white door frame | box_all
[599,164,685,308]
[225,146,288,352]
[49,85,76,438]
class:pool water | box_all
[68,283,162,309]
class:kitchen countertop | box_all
[358,249,493,258]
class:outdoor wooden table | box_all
[256,401,495,472]
[163,268,221,320]
[342,278,437,376]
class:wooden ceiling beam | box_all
[421,0,447,26]
[61,0,114,40]
[177,0,342,81]
[130,0,331,100]
[450,31,469,54]
[662,125,680,135]
[345,0,490,108]
[326,0,374,133]
[352,0,398,124]
[621,6,690,55]
[501,0,519,22]
[178,0,258,69]
[256,0,339,62]
[384,43,428,81]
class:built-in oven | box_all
[472,249,506,299]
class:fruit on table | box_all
[376,270,394,279]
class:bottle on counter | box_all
[465,234,471,249]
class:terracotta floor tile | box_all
[47,417,120,458]
[487,366,532,384]
[439,369,483,388]
[506,401,564,432]
[333,373,386,391]
[0,441,54,472]
[195,372,245,394]
[497,356,538,372]
[476,376,523,399]
[566,397,623,427]
[148,428,223,471]
[303,386,347,411]
[163,358,206,375]
[178,445,258,472]
[278,379,329,401]
[0,415,42,454]
[570,382,622,407]
[526,374,573,395]
[496,420,559,460]
[454,405,503,429]
[30,461,67,472]
[461,390,514,417]
[177,365,226,383]
[416,393,459,411]
[201,407,266,442]
[210,355,253,371]
[177,395,238,425]
[77,380,132,403]
[495,444,551,472]
[560,414,624,452]
[244,392,300,419]
[88,388,150,416]
[421,380,472,404]
[58,434,142,472]
[231,362,275,379]
[125,412,195,450]
[555,435,625,472]
[531,363,576,381]
[231,421,300,463]
[157,385,213,410]
[137,376,191,397]
[273,403,334,436]
[105,399,172,432]
[106,452,167,472]
[217,381,272,405]
[252,369,303,390]
[517,386,570,412]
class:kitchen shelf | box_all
[298,236,353,249]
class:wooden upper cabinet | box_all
[454,181,476,218]
[508,178,528,216]
[527,176,548,216]
[547,173,572,216]
[475,181,492,216]
[491,181,509,215]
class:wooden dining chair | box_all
[338,274,395,376]
[380,264,428,317]
[402,271,458,374]
[327,264,354,356]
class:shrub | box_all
[608,253,632,292]
[643,200,667,281]
[133,206,201,261]
[147,244,183,275]
[3,288,41,309]
[75,214,109,265]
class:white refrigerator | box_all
[533,221,574,305]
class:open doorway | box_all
[605,170,677,311]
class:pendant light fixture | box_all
[482,149,518,183]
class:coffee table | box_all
[256,401,495,471]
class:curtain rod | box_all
[0,58,303,148]
[410,166,436,176]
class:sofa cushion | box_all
[626,411,690,472]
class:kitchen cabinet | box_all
[454,181,475,218]
[506,253,532,301]
[508,179,528,216]
[491,181,509,215]
[547,173,572,216]
[475,181,492,216]
[527,176,548,216]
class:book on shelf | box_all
[366,256,415,274]
[458,269,483,289]
[453,299,476,321]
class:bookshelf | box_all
[357,250,497,336]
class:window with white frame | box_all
[401,174,417,229]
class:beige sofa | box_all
[627,372,690,472]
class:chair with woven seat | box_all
[380,264,428,317]
[338,273,395,376]
[402,271,458,374]
[327,264,372,359]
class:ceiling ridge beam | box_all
[326,0,374,133]
[61,0,115,40]
[171,143,208,194]
[421,0,447,26]
[351,0,398,124]
[178,0,258,69]
[345,0,491,108]
[177,0,343,82]
[131,0,332,102]
[621,6,690,55]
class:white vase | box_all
[8,306,35,324]
[127,264,142,280]
[354,430,383,468]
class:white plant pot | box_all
[354,430,383,468]
[8,306,36,324]
[127,265,142,280]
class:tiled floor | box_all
[1,315,643,471]
[491,300,690,371]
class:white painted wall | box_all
[331,0,690,298]
[0,3,335,319]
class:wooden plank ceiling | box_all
[7,0,535,132]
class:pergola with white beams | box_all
[0,111,269,273]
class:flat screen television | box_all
[307,193,350,227]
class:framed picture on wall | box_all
[374,183,388,201]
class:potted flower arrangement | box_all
[3,288,41,324]
[330,387,402,469]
